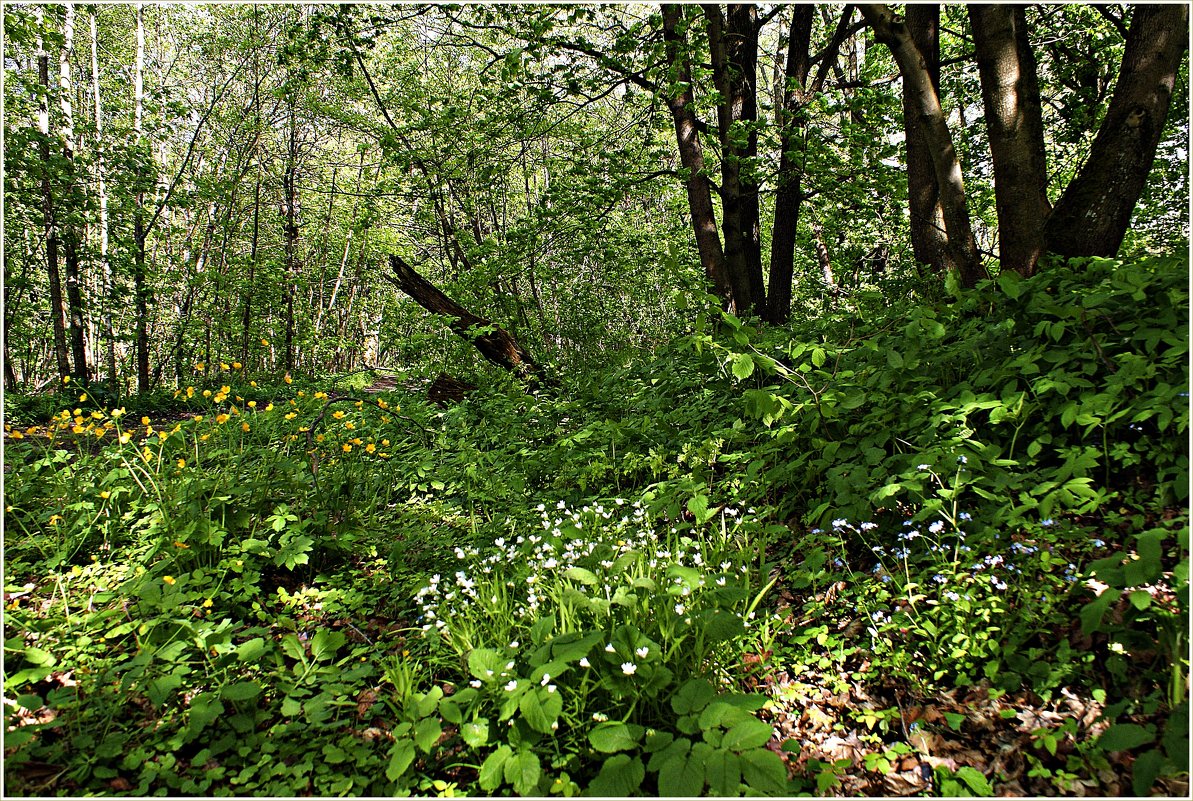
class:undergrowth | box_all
[4,255,1188,795]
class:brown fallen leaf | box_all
[356,688,379,719]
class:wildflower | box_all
[202,389,212,398]
[194,362,205,371]
[579,657,591,668]
[505,680,518,692]
[377,399,388,409]
[141,416,151,426]
[284,374,293,384]
[49,514,62,526]
[675,603,686,615]
[959,512,972,521]
[917,463,930,470]
[285,412,297,420]
[333,411,345,420]
[621,662,637,675]
[173,540,189,549]
[100,491,110,500]
[241,423,251,432]
[163,576,176,585]
[366,443,376,454]
[635,646,649,658]
[929,520,945,534]
[470,680,482,688]
[344,421,355,430]
[177,459,186,468]
[62,375,71,384]
[202,599,213,608]
[957,455,968,464]
[540,674,551,686]
[248,401,257,409]
[342,444,352,453]
[605,643,616,653]
[1092,539,1105,548]
[215,414,230,425]
[1041,519,1055,527]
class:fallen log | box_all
[385,254,546,384]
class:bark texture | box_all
[388,254,545,383]
[970,5,1051,277]
[1044,4,1188,257]
[862,3,987,288]
[661,5,731,305]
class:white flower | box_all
[621,662,637,675]
[470,680,482,688]
[506,661,515,670]
[716,576,727,586]
[579,657,591,668]
[547,685,557,693]
[509,641,519,649]
[605,643,616,653]
[635,646,649,658]
[675,603,686,615]
[540,674,551,686]
[505,680,518,692]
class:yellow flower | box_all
[202,389,212,398]
[194,362,205,371]
[365,443,376,454]
[72,425,86,435]
[79,393,87,402]
[248,401,257,409]
[355,400,363,409]
[119,432,132,444]
[241,422,251,432]
[215,414,230,424]
[10,430,24,440]
[250,381,258,388]
[94,428,107,439]
[100,491,110,499]
[232,362,242,370]
[312,392,325,400]
[163,576,176,585]
[200,434,210,442]
[332,410,345,420]
[49,514,62,526]
[186,386,194,398]
[344,421,355,430]
[177,459,186,468]
[111,407,125,419]
[285,412,297,421]
[265,403,274,412]
[203,598,213,608]
[342,443,352,453]
[145,425,154,435]
[261,338,269,346]
[284,374,292,384]
[381,439,390,447]
[173,540,189,549]
[193,415,203,423]
[315,434,324,443]
[62,375,71,384]
[141,416,151,426]
[220,362,230,370]
[235,395,244,402]
[377,399,388,409]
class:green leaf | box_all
[687,494,712,524]
[309,629,345,661]
[587,754,645,796]
[589,721,644,753]
[220,681,262,702]
[887,349,904,369]
[461,719,490,748]
[468,648,503,682]
[479,745,512,791]
[235,637,267,662]
[520,686,563,734]
[721,718,773,751]
[657,749,705,797]
[386,739,416,782]
[671,678,717,715]
[414,717,442,753]
[705,749,742,795]
[811,347,826,368]
[281,634,306,662]
[504,750,541,795]
[731,353,755,380]
[953,766,993,796]
[1132,748,1164,795]
[1099,723,1155,752]
[739,748,787,795]
[564,567,599,586]
[188,692,224,732]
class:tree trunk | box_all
[970,5,1051,277]
[282,102,299,373]
[1044,4,1188,257]
[660,5,731,305]
[59,2,90,383]
[387,254,546,384]
[861,3,987,288]
[133,3,150,392]
[37,10,71,380]
[90,7,117,391]
[901,5,953,278]
[767,5,813,324]
[704,4,766,316]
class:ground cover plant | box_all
[4,256,1188,796]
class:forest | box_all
[2,2,1189,796]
